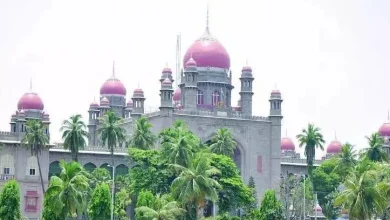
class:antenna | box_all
[176,33,182,88]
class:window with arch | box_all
[212,90,220,106]
[84,162,97,173]
[27,156,38,176]
[0,154,14,175]
[49,161,61,178]
[197,90,204,105]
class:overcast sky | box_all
[1,0,389,157]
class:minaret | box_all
[88,98,99,146]
[183,57,198,110]
[160,65,174,84]
[159,77,174,116]
[131,88,145,119]
[268,88,283,191]
[239,64,254,117]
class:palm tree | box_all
[129,116,157,150]
[334,143,358,181]
[60,114,88,162]
[170,154,221,220]
[45,160,90,219]
[135,194,185,220]
[21,119,49,193]
[335,160,387,219]
[296,124,325,175]
[97,110,126,165]
[209,128,237,157]
[162,135,193,167]
[362,132,388,162]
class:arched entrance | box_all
[49,161,61,178]
[84,162,97,173]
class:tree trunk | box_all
[36,153,45,193]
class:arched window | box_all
[115,164,129,177]
[84,162,97,173]
[49,161,61,178]
[26,156,38,176]
[0,154,14,175]
[212,91,220,106]
[100,163,113,177]
[197,90,204,105]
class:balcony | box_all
[0,174,15,180]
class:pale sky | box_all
[1,0,389,158]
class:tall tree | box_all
[162,134,193,167]
[209,128,237,157]
[258,190,285,220]
[88,183,112,220]
[129,116,157,150]
[60,114,88,162]
[333,143,358,181]
[0,180,21,220]
[335,160,387,219]
[170,154,222,219]
[45,160,91,219]
[362,132,388,162]
[135,194,185,220]
[21,119,50,193]
[296,123,325,175]
[115,188,132,220]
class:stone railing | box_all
[281,157,324,165]
[0,174,15,181]
[0,131,18,137]
[144,111,161,118]
[173,109,269,121]
[51,143,128,153]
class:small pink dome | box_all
[18,109,26,116]
[242,66,252,72]
[90,101,99,107]
[327,140,342,154]
[100,78,126,96]
[185,57,197,68]
[183,29,230,69]
[379,122,390,137]
[271,89,281,95]
[133,88,144,96]
[17,92,44,110]
[281,137,295,151]
[162,67,172,74]
[173,88,181,101]
[127,99,133,107]
[100,97,110,106]
[313,204,322,212]
[162,78,172,85]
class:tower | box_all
[131,88,145,119]
[160,66,174,83]
[239,65,254,117]
[269,89,283,190]
[159,77,174,116]
[183,57,199,110]
[87,99,100,146]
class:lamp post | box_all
[108,164,116,220]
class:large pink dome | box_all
[17,92,44,110]
[100,78,126,96]
[281,137,295,151]
[183,28,230,69]
[379,123,390,137]
[327,140,342,154]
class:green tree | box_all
[247,176,258,209]
[90,168,111,188]
[362,132,388,162]
[137,190,156,208]
[21,119,49,193]
[159,120,201,153]
[0,180,21,220]
[115,189,131,220]
[209,128,237,157]
[209,153,253,213]
[45,160,90,218]
[135,194,185,220]
[129,148,174,195]
[161,130,193,167]
[335,160,387,219]
[130,116,157,150]
[170,154,221,219]
[60,114,88,162]
[258,190,285,220]
[88,183,111,220]
[296,123,325,175]
[333,143,357,181]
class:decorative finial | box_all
[29,78,33,92]
[388,110,389,121]
[335,130,337,140]
[274,83,277,89]
[286,129,288,137]
[112,60,116,78]
[246,59,248,66]
[94,96,96,102]
[206,1,209,29]
[138,82,140,88]
[165,62,169,68]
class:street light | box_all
[107,164,116,220]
